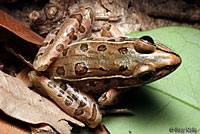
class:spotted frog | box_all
[29,5,181,129]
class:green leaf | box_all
[103,26,200,134]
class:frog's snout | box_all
[151,43,182,81]
[156,42,181,68]
[163,52,181,68]
[171,53,181,67]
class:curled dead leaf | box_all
[0,10,44,45]
[0,70,84,134]
[6,47,34,69]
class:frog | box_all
[28,4,181,130]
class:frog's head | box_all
[129,36,181,86]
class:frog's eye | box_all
[140,36,154,45]
[134,36,156,54]
[138,71,155,82]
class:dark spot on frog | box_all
[75,62,88,75]
[42,42,48,47]
[60,89,65,94]
[71,93,78,101]
[65,95,73,106]
[118,47,128,54]
[129,130,132,134]
[57,89,65,97]
[104,79,110,84]
[99,67,107,71]
[119,65,128,71]
[89,81,96,87]
[88,104,97,121]
[97,45,107,51]
[62,48,69,56]
[47,81,56,88]
[55,30,59,35]
[50,39,54,44]
[68,28,75,39]
[79,25,86,33]
[56,43,64,52]
[83,97,87,102]
[107,38,115,42]
[56,66,65,76]
[74,108,84,116]
[53,29,59,35]
[72,34,78,41]
[65,87,78,101]
[79,100,87,107]
[60,82,68,91]
[80,43,88,52]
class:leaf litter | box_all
[0,70,84,134]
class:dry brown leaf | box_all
[0,10,44,45]
[30,124,57,134]
[0,110,29,134]
[0,70,84,134]
[67,0,142,36]
[16,67,33,87]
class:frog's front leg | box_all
[97,88,134,116]
[28,71,102,128]
[98,88,122,108]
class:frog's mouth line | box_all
[131,63,181,87]
[153,63,181,81]
[126,64,181,88]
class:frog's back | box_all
[47,39,138,81]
